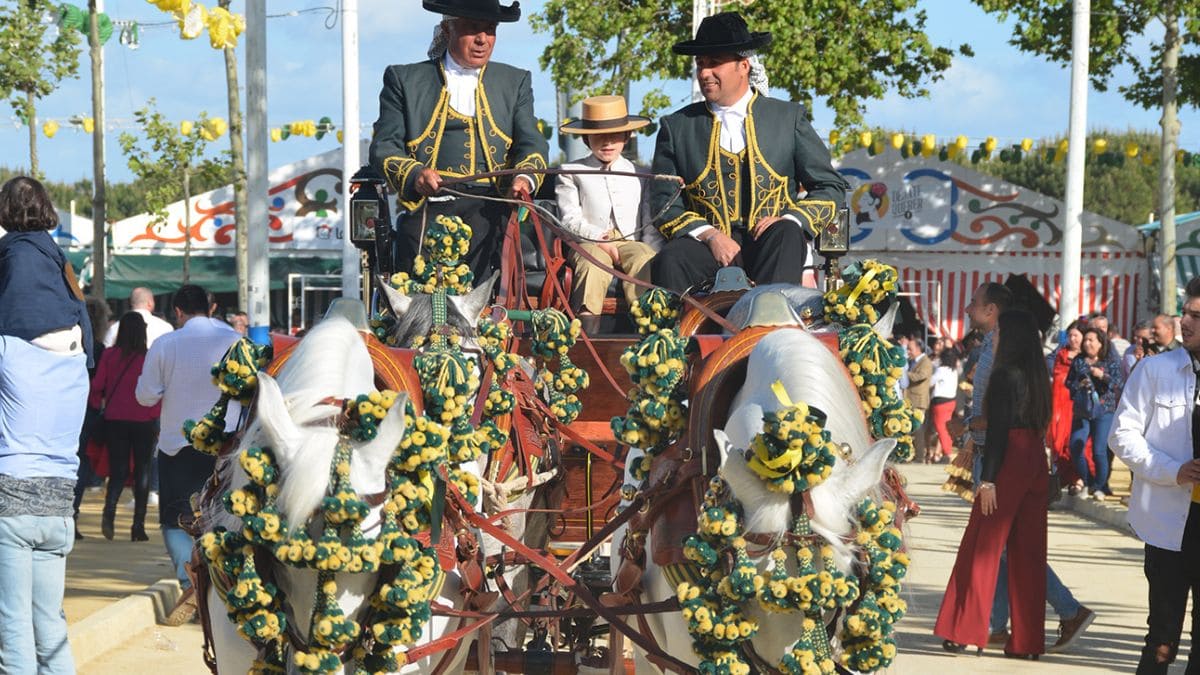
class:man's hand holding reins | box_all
[509,176,533,200]
[415,168,443,197]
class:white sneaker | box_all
[148,491,160,506]
[1092,490,1107,502]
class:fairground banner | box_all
[108,142,367,251]
[834,150,1145,338]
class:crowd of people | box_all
[924,279,1200,671]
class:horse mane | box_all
[388,294,476,348]
[719,328,889,572]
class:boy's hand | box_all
[597,241,621,264]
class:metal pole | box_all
[1060,0,1089,332]
[690,0,706,103]
[246,0,270,343]
[341,0,362,298]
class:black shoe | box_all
[941,640,982,656]
[131,525,149,542]
[1003,652,1040,660]
[75,528,84,541]
[101,513,115,541]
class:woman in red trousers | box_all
[935,309,1051,659]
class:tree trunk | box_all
[183,167,192,284]
[26,90,38,177]
[1159,1,1181,313]
[220,0,249,312]
[89,0,107,300]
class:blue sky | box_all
[3,0,1193,184]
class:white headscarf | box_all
[739,51,769,98]
[427,15,452,60]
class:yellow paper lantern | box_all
[205,6,244,50]
[1093,138,1108,154]
[1177,149,1186,162]
[890,133,905,150]
[841,140,854,154]
[872,139,884,155]
[921,134,936,156]
[1124,141,1139,158]
[947,144,960,159]
[858,131,872,148]
[984,136,997,153]
[270,127,282,143]
[1020,138,1033,152]
[42,120,59,138]
[337,130,344,144]
[180,120,194,136]
[82,117,94,134]
[954,135,968,151]
[1057,139,1069,153]
[828,130,840,146]
[177,3,207,40]
[201,117,227,140]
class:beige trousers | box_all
[568,230,655,314]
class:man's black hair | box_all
[1186,276,1200,300]
[173,284,210,316]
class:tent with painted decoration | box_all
[834,150,1144,340]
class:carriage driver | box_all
[649,12,849,292]
[368,0,549,281]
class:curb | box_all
[70,578,181,668]
[1060,493,1136,536]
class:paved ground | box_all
[70,461,1188,673]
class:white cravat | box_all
[709,88,753,154]
[443,52,479,117]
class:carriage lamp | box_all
[818,207,850,293]
[349,166,394,300]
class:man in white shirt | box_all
[556,96,662,327]
[648,12,847,292]
[368,0,549,281]
[103,286,173,347]
[1110,276,1200,673]
[135,284,239,610]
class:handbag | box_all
[93,354,137,445]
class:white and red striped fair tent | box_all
[833,150,1144,340]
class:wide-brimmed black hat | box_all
[673,11,771,56]
[423,0,521,23]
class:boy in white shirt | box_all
[556,96,662,326]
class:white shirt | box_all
[1108,347,1197,551]
[710,87,753,154]
[103,308,174,348]
[930,364,959,400]
[135,315,241,455]
[444,52,478,117]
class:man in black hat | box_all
[369,0,548,280]
[648,11,848,292]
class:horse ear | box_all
[379,276,413,318]
[449,271,498,325]
[252,372,304,462]
[837,437,896,504]
[871,303,900,341]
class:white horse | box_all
[621,293,898,671]
[203,292,494,674]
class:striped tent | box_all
[835,150,1144,340]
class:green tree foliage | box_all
[119,100,230,281]
[531,0,970,126]
[0,0,83,176]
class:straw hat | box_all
[559,96,651,136]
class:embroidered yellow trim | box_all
[660,212,707,239]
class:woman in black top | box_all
[935,309,1053,658]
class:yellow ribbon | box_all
[771,380,793,408]
[844,266,880,307]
